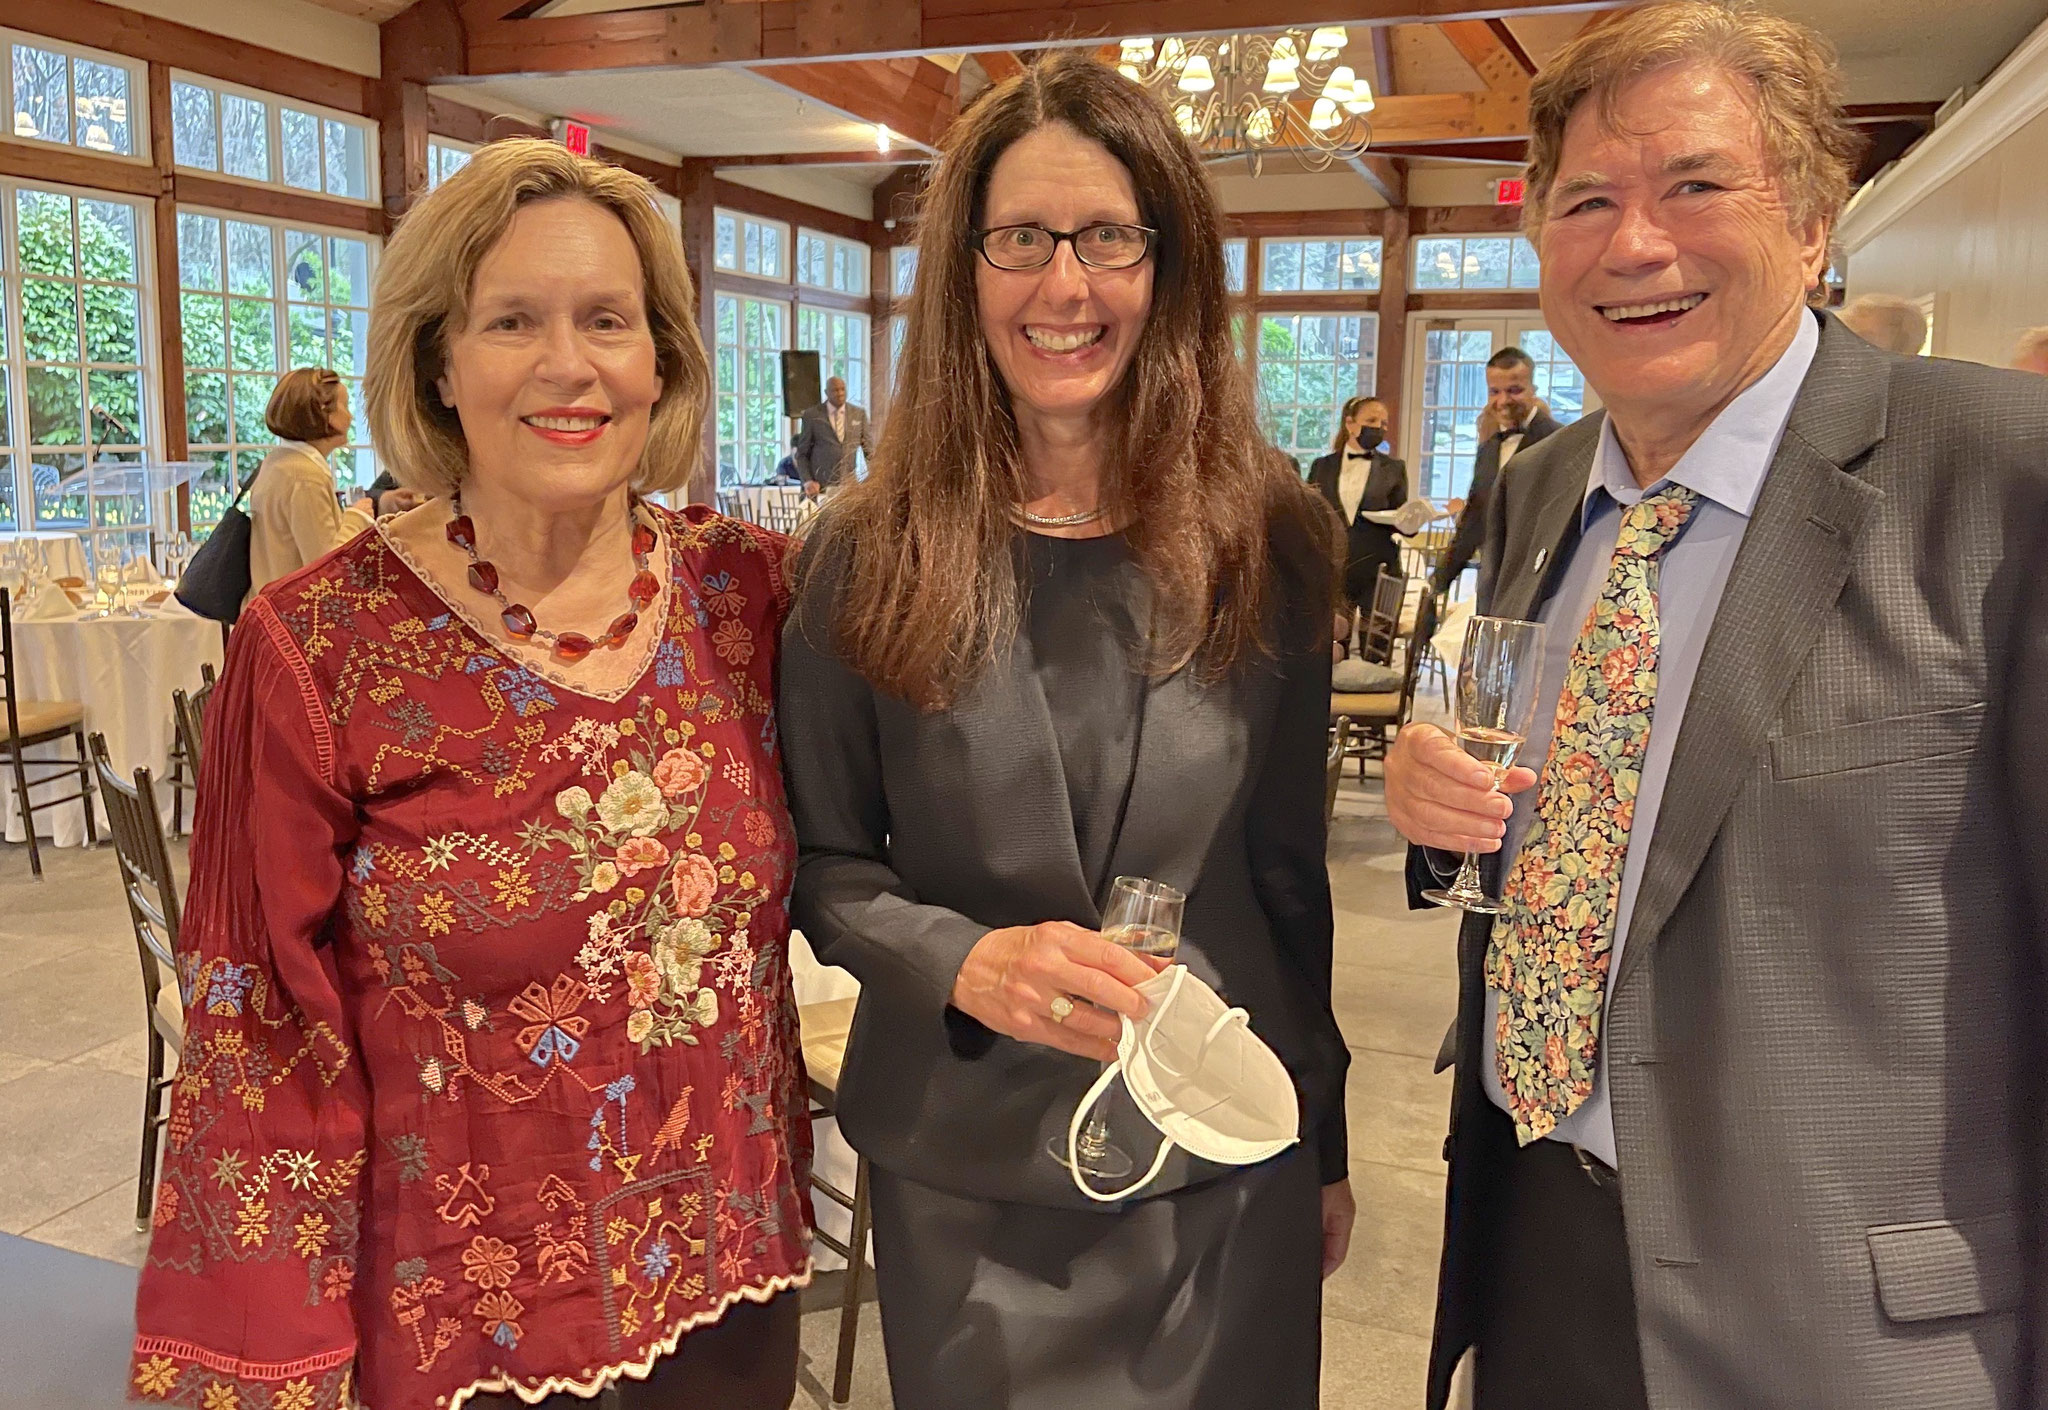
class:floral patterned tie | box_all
[1487,484,1700,1145]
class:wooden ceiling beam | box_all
[750,57,962,150]
[976,50,1029,84]
[1438,20,1533,94]
[1369,24,1397,99]
[1346,153,1406,207]
[1484,18,1538,77]
[714,151,931,166]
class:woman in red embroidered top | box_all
[130,140,811,1410]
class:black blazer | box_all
[1431,407,1561,594]
[779,523,1348,1209]
[1308,446,1408,605]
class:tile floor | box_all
[0,752,1461,1409]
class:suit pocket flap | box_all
[1867,1213,2021,1323]
[1771,702,1986,781]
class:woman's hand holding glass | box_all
[951,922,1158,1064]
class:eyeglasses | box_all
[972,223,1157,271]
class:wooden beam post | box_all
[1375,206,1411,461]
[378,0,464,223]
[146,62,188,529]
[1347,154,1406,208]
[1370,23,1397,99]
[676,159,722,505]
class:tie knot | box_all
[1615,484,1699,559]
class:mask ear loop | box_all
[1068,1017,1176,1204]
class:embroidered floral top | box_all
[131,505,812,1410]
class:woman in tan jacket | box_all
[245,367,376,605]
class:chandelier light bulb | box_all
[1159,38,1188,71]
[1173,102,1201,137]
[1343,77,1377,114]
[1177,54,1216,92]
[876,123,892,154]
[1263,58,1300,94]
[1307,27,1349,61]
[1120,37,1156,65]
[1323,66,1357,105]
[1271,36,1301,65]
[1308,97,1342,132]
[1245,107,1278,144]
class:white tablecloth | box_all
[722,485,822,533]
[2,600,225,847]
[0,530,89,583]
[791,929,869,1272]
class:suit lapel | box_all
[1097,661,1244,912]
[1614,319,1889,990]
[1483,419,1598,622]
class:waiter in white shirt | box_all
[1308,395,1410,613]
[1431,349,1562,597]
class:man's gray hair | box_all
[1837,295,1927,357]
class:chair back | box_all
[1391,607,1435,730]
[1360,567,1404,664]
[0,588,23,747]
[1324,718,1349,825]
[89,733,184,1037]
[171,662,218,781]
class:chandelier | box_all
[1116,27,1377,174]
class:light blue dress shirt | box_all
[1480,309,1821,1169]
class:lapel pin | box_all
[1533,548,1549,572]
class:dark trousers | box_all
[468,1291,800,1410]
[1473,1103,1651,1410]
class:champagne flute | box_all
[1423,615,1548,914]
[1048,875,1187,1181]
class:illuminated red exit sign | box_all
[1495,178,1526,205]
[552,118,593,157]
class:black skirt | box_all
[866,1146,1324,1410]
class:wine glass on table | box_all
[94,555,125,620]
[1423,615,1548,914]
[1048,874,1187,1181]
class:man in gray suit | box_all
[1385,5,2048,1408]
[792,376,873,495]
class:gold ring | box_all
[1049,995,1076,1024]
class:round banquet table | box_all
[1,599,225,847]
[0,530,90,584]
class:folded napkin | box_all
[1362,498,1443,537]
[15,581,79,620]
[124,558,165,585]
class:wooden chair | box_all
[1358,567,1405,665]
[89,732,185,1232]
[800,997,871,1405]
[0,587,98,876]
[165,663,217,838]
[1324,717,1350,826]
[1331,609,1433,776]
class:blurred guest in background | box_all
[1309,394,1408,616]
[780,52,1350,1410]
[361,466,429,516]
[2012,325,2048,375]
[132,139,810,1410]
[245,367,374,604]
[793,375,873,496]
[1431,347,1559,596]
[1836,292,1927,355]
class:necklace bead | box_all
[449,493,653,661]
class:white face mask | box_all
[1067,965,1300,1202]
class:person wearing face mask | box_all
[130,141,812,1410]
[1430,347,1560,598]
[1308,394,1408,619]
[779,52,1350,1410]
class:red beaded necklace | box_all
[445,493,660,663]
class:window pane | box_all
[222,93,271,182]
[177,212,222,291]
[1464,237,1511,288]
[27,366,84,445]
[229,298,277,370]
[182,293,227,369]
[281,108,321,190]
[17,190,75,277]
[288,305,328,368]
[83,284,140,363]
[324,118,368,198]
[331,309,370,377]
[760,224,783,279]
[893,247,917,297]
[23,279,80,360]
[1302,241,1340,292]
[231,375,277,443]
[1223,240,1246,294]
[12,45,70,145]
[1414,238,1462,289]
[285,229,324,302]
[715,215,737,271]
[76,201,137,286]
[89,370,143,440]
[1511,237,1542,290]
[1262,240,1301,292]
[186,374,228,443]
[72,59,133,155]
[172,80,218,170]
[227,221,274,296]
[743,223,761,275]
[1341,239,1381,290]
[328,237,371,307]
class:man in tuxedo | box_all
[1308,395,1409,614]
[1384,5,2048,1408]
[1429,349,1559,597]
[792,376,873,495]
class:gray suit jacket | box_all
[792,402,872,487]
[1419,313,2048,1408]
[780,525,1348,1209]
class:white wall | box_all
[103,0,382,78]
[1408,162,1522,208]
[719,167,875,222]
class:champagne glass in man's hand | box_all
[1422,615,1547,914]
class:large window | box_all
[890,246,917,298]
[714,294,787,486]
[1412,235,1541,291]
[177,209,375,529]
[1257,313,1376,471]
[170,73,376,204]
[796,306,869,411]
[5,31,145,160]
[713,210,788,282]
[796,229,868,296]
[1,183,153,543]
[1261,238,1381,293]
[426,137,474,191]
[1514,330,1589,426]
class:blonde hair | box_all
[1524,1,1859,243]
[265,366,344,442]
[2013,327,2048,370]
[366,138,707,497]
[1837,294,1927,356]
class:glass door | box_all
[1404,316,1595,501]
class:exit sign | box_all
[552,118,592,157]
[1495,178,1526,205]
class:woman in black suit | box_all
[778,52,1351,1410]
[1308,395,1409,613]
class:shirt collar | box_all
[276,439,330,468]
[1582,306,1820,528]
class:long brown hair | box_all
[1329,396,1385,454]
[815,52,1334,711]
